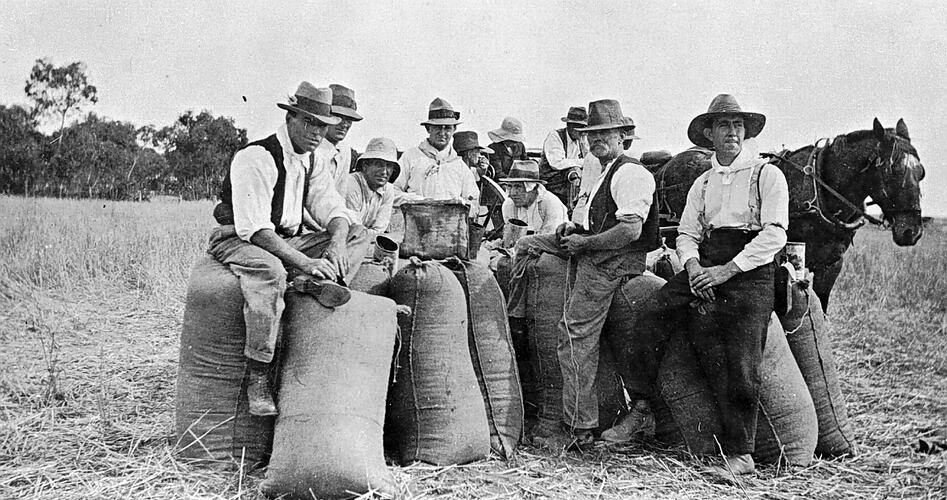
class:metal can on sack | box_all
[783,242,806,278]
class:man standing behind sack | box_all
[312,83,362,192]
[393,98,480,216]
[500,159,568,236]
[342,137,399,238]
[506,99,659,447]
[607,95,789,479]
[538,106,589,208]
[209,82,368,417]
[488,116,529,179]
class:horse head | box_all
[868,118,925,246]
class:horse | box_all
[650,118,925,311]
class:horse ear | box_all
[873,118,885,140]
[896,118,910,140]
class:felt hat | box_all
[355,137,400,181]
[328,84,363,121]
[620,116,642,140]
[577,99,628,132]
[488,116,526,143]
[452,131,494,155]
[500,159,545,184]
[276,82,341,125]
[561,106,588,126]
[420,97,462,126]
[687,94,766,149]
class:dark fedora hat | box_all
[420,97,462,126]
[276,82,341,125]
[561,106,588,126]
[621,116,642,140]
[452,131,494,155]
[578,99,628,132]
[329,83,363,121]
[687,94,766,149]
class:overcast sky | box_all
[2,0,945,215]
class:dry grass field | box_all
[0,195,944,499]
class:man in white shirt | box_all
[393,98,480,216]
[342,137,398,238]
[507,100,660,448]
[500,159,568,236]
[208,82,368,417]
[538,106,589,209]
[573,116,641,224]
[607,95,789,479]
[312,84,362,193]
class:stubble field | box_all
[0,195,944,499]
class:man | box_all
[393,98,480,216]
[506,99,660,446]
[487,116,528,179]
[312,83,362,192]
[499,159,568,236]
[538,106,589,209]
[573,116,640,224]
[341,137,398,238]
[209,82,368,417]
[607,94,789,479]
[453,130,494,182]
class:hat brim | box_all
[421,118,463,126]
[562,118,588,126]
[332,106,363,121]
[488,129,526,143]
[622,128,642,140]
[499,177,546,184]
[687,112,766,149]
[277,103,341,125]
[355,154,401,183]
[577,122,625,132]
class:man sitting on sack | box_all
[500,159,568,237]
[393,98,480,217]
[209,82,368,417]
[341,137,399,238]
[538,106,590,209]
[573,116,641,224]
[607,94,789,479]
[312,83,363,192]
[506,99,659,447]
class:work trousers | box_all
[207,224,369,364]
[617,229,773,454]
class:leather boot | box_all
[247,360,278,416]
[601,399,654,444]
[290,275,352,308]
[705,453,756,483]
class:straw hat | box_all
[488,117,526,143]
[687,94,766,149]
[420,97,462,126]
[328,84,362,121]
[276,82,340,125]
[561,106,588,126]
[452,131,494,155]
[500,159,545,184]
[355,137,400,181]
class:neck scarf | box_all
[712,138,760,185]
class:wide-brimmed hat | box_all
[355,137,400,181]
[561,106,588,126]
[488,116,525,143]
[276,82,341,125]
[620,116,642,140]
[420,97,462,126]
[329,84,363,121]
[687,94,766,149]
[500,159,545,184]
[452,131,494,155]
[578,99,628,132]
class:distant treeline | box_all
[0,58,247,201]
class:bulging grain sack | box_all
[779,281,855,458]
[260,291,397,499]
[602,272,667,399]
[387,259,490,465]
[445,258,523,459]
[494,254,512,300]
[655,314,818,466]
[349,259,391,297]
[175,255,274,470]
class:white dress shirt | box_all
[676,139,789,271]
[576,155,655,230]
[394,139,480,212]
[312,139,353,193]
[501,184,568,235]
[541,129,584,170]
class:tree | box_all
[0,104,43,194]
[24,58,98,162]
[156,110,247,199]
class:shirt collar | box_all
[419,139,458,162]
[711,138,760,175]
[277,124,311,166]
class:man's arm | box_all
[559,217,642,253]
[543,130,583,170]
[250,229,338,280]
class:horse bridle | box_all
[861,136,923,225]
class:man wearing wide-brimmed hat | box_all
[341,137,399,237]
[312,83,363,192]
[538,106,590,209]
[209,82,369,417]
[393,98,479,215]
[507,99,660,448]
[487,116,529,179]
[610,94,789,479]
[453,130,494,181]
[499,159,568,236]
[573,115,641,224]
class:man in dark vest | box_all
[507,99,660,448]
[606,95,789,480]
[487,116,528,179]
[209,82,369,417]
[538,106,589,209]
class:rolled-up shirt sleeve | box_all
[543,131,582,170]
[307,161,356,227]
[675,172,708,265]
[732,164,789,271]
[231,146,278,242]
[611,163,655,223]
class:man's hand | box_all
[686,258,741,299]
[322,239,348,279]
[302,257,337,281]
[559,233,589,254]
[555,221,577,240]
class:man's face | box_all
[460,149,483,168]
[325,116,354,144]
[566,124,584,141]
[704,116,745,158]
[507,183,539,208]
[286,112,328,153]
[587,128,624,160]
[426,124,456,151]
[361,159,395,191]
